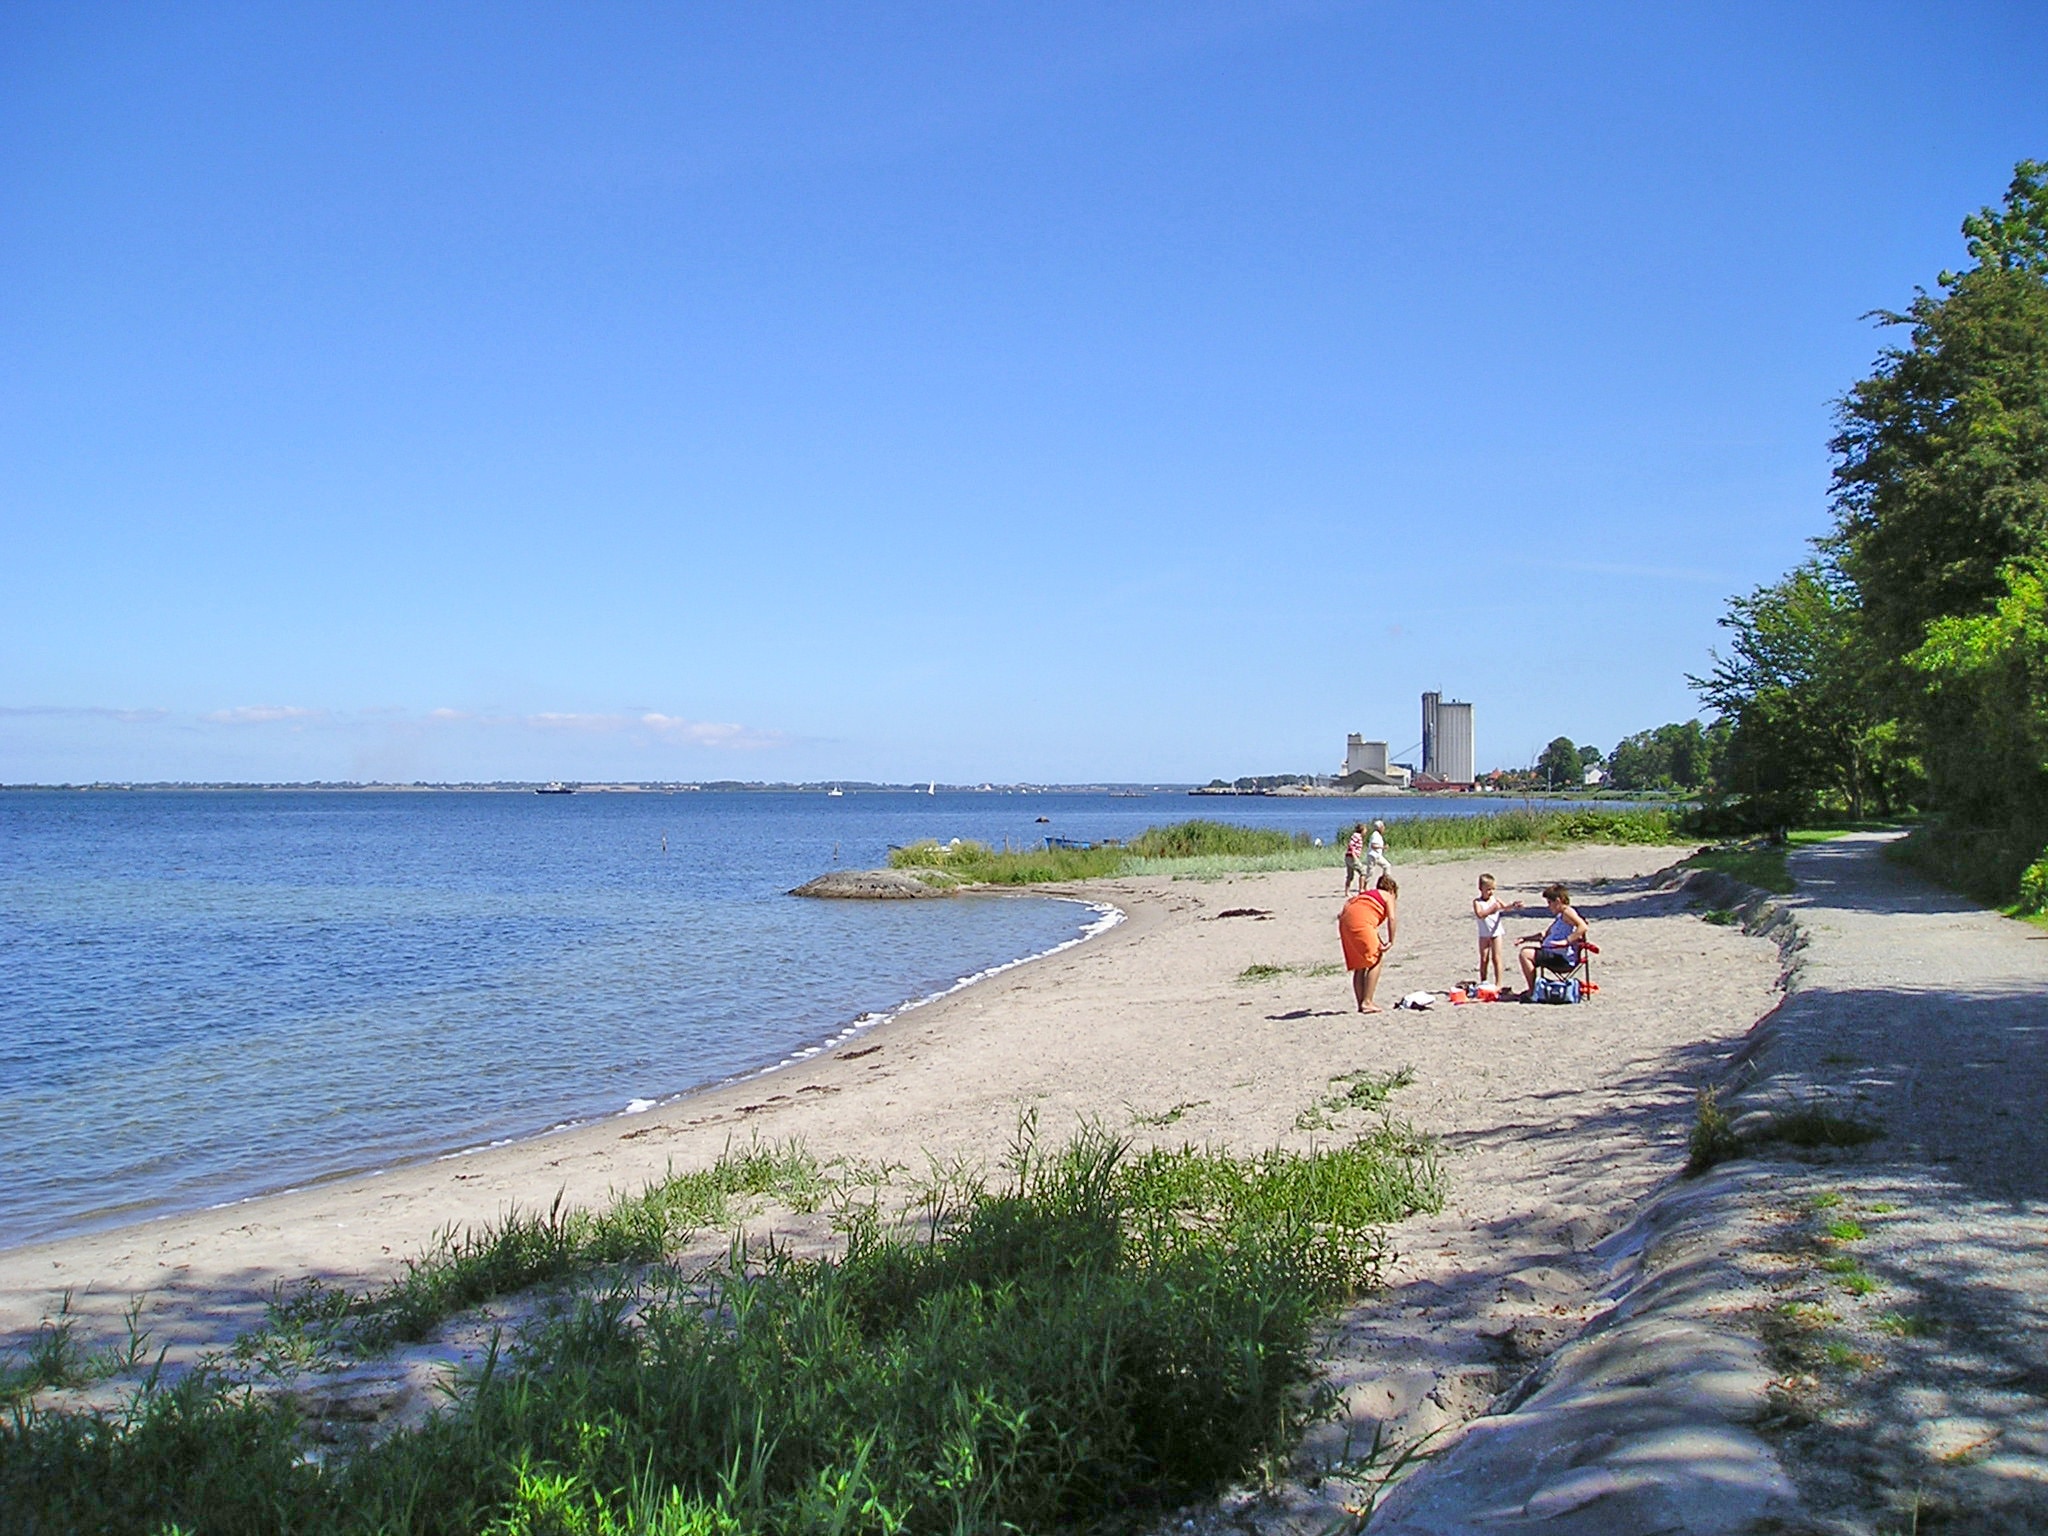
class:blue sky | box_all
[4,3,2045,784]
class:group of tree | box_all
[1605,719,1730,791]
[1696,159,2048,898]
[1483,724,1724,792]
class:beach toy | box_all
[1476,985,1500,1002]
[1447,988,1468,1005]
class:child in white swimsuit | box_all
[1472,873,1517,988]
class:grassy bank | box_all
[1886,817,2048,917]
[0,1122,1441,1535]
[890,808,1689,885]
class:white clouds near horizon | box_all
[0,703,789,783]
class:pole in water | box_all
[661,832,668,854]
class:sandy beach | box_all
[0,843,1783,1445]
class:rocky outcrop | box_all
[789,868,958,899]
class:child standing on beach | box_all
[1472,874,1518,990]
[1345,824,1365,893]
[1338,874,1399,1013]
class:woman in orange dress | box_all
[1338,874,1399,1012]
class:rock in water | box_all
[789,869,957,899]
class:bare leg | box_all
[1519,945,1538,991]
[1488,936,1508,986]
[1477,940,1494,985]
[1352,968,1369,1011]
[1361,958,1384,1011]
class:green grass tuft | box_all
[0,1123,1442,1535]
[1685,1088,1744,1176]
[1764,1105,1885,1151]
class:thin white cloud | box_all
[3,702,783,752]
[516,710,781,749]
[0,705,170,723]
[202,705,328,725]
[640,713,783,749]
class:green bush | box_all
[2020,852,2048,915]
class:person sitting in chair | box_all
[1517,883,1588,996]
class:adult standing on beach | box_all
[1345,823,1366,893]
[1338,874,1399,1013]
[1365,820,1391,890]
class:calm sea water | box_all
[0,789,1564,1248]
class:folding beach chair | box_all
[1529,939,1600,1000]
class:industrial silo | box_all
[1422,691,1476,785]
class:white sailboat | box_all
[927,781,936,796]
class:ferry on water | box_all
[535,782,576,795]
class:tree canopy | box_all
[1695,159,2048,889]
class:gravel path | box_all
[1361,833,2048,1535]
[1722,832,2048,1532]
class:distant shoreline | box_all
[0,782,1199,794]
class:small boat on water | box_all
[826,787,843,797]
[535,782,576,795]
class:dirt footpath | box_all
[1355,834,2048,1536]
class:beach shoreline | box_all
[0,888,1157,1352]
[1,842,1783,1458]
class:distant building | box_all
[1343,735,1389,777]
[1421,691,1476,786]
[1336,732,1408,789]
[1583,765,1609,786]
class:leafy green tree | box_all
[1908,555,2048,883]
[1608,720,1717,792]
[1536,737,1580,788]
[1831,160,2048,666]
[1692,561,1909,820]
[1824,159,2048,846]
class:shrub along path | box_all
[1365,832,2048,1535]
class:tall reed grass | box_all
[1374,806,1684,853]
[0,1123,1441,1535]
[889,809,1688,885]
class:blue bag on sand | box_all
[1532,976,1581,1005]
